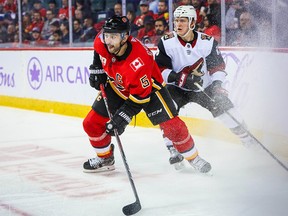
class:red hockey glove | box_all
[89,64,107,90]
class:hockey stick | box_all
[194,82,288,172]
[100,84,142,215]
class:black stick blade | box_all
[122,201,141,215]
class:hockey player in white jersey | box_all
[155,5,257,168]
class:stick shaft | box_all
[194,82,288,172]
[100,84,141,203]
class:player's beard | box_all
[107,43,121,55]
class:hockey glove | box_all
[206,80,234,115]
[209,80,229,99]
[168,71,202,90]
[106,99,143,136]
[168,58,204,90]
[89,64,107,90]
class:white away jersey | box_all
[155,31,226,90]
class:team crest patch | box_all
[130,58,144,71]
[201,34,212,41]
[163,32,175,40]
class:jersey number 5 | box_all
[140,75,150,88]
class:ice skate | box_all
[240,135,259,150]
[189,155,211,173]
[83,144,115,173]
[169,147,185,170]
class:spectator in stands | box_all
[114,2,122,16]
[0,23,7,43]
[22,12,32,42]
[3,0,17,14]
[48,29,61,45]
[75,0,92,19]
[201,14,221,43]
[225,0,245,45]
[74,9,84,24]
[226,0,244,28]
[32,0,46,18]
[58,0,75,20]
[60,20,69,44]
[21,0,31,14]
[5,23,15,42]
[134,0,155,28]
[191,0,205,29]
[201,0,221,27]
[13,32,19,44]
[153,17,168,45]
[79,17,97,42]
[25,11,44,35]
[73,19,83,42]
[41,9,57,40]
[47,0,59,15]
[156,0,169,22]
[243,0,270,27]
[2,11,14,28]
[47,19,60,41]
[127,10,139,37]
[230,11,259,46]
[137,15,156,45]
[29,27,45,45]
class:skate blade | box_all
[83,165,115,173]
[174,161,185,170]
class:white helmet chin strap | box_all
[177,17,195,38]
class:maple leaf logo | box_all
[30,63,40,82]
[27,57,43,90]
[130,58,144,72]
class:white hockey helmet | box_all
[173,5,197,23]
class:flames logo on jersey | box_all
[109,74,125,91]
[130,58,144,72]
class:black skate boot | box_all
[83,144,115,173]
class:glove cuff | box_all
[167,71,178,83]
[89,64,105,74]
[212,80,223,87]
[118,111,132,124]
[90,69,105,75]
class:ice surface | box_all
[0,106,287,216]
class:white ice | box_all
[0,106,287,216]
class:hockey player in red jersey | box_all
[155,5,257,167]
[82,15,211,173]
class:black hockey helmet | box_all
[103,15,131,34]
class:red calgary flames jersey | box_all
[94,32,165,104]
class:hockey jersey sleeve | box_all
[92,51,103,69]
[155,40,173,83]
[206,39,227,82]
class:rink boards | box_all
[0,47,288,156]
